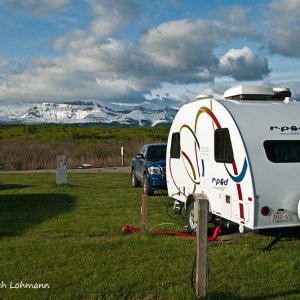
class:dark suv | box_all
[131,143,167,195]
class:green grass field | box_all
[0,172,299,299]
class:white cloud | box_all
[218,47,270,80]
[269,0,300,20]
[139,18,268,84]
[53,0,141,52]
[215,6,261,41]
[140,19,221,70]
[266,0,300,58]
[88,0,141,38]
[269,26,300,58]
[4,0,71,14]
[52,29,96,53]
[0,39,154,102]
[0,2,275,104]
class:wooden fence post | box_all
[141,195,148,233]
[196,196,209,299]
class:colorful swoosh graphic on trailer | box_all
[179,124,203,185]
[224,157,248,183]
[170,103,248,218]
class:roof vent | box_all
[196,94,213,100]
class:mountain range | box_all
[1,101,178,126]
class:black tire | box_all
[186,199,197,234]
[143,174,154,196]
[131,170,140,187]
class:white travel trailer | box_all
[166,85,300,233]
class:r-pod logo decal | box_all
[270,126,300,132]
[212,178,228,186]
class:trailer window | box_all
[264,140,300,163]
[170,132,181,159]
[214,128,234,163]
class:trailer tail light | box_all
[261,206,270,216]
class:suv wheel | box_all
[131,170,140,187]
[143,174,154,196]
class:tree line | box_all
[0,124,170,170]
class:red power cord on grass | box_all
[122,225,220,241]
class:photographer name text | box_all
[0,280,50,289]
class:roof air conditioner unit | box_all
[224,85,274,100]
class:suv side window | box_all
[139,146,145,157]
[142,146,148,158]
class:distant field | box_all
[0,124,170,170]
[0,172,299,299]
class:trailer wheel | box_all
[187,199,197,234]
[131,170,140,187]
[143,174,154,196]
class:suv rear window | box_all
[264,140,300,163]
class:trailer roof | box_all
[219,99,300,139]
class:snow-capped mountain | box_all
[14,101,178,126]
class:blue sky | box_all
[1,0,300,106]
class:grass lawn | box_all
[0,172,299,299]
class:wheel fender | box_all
[186,193,209,209]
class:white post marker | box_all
[121,147,124,166]
[56,155,68,184]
